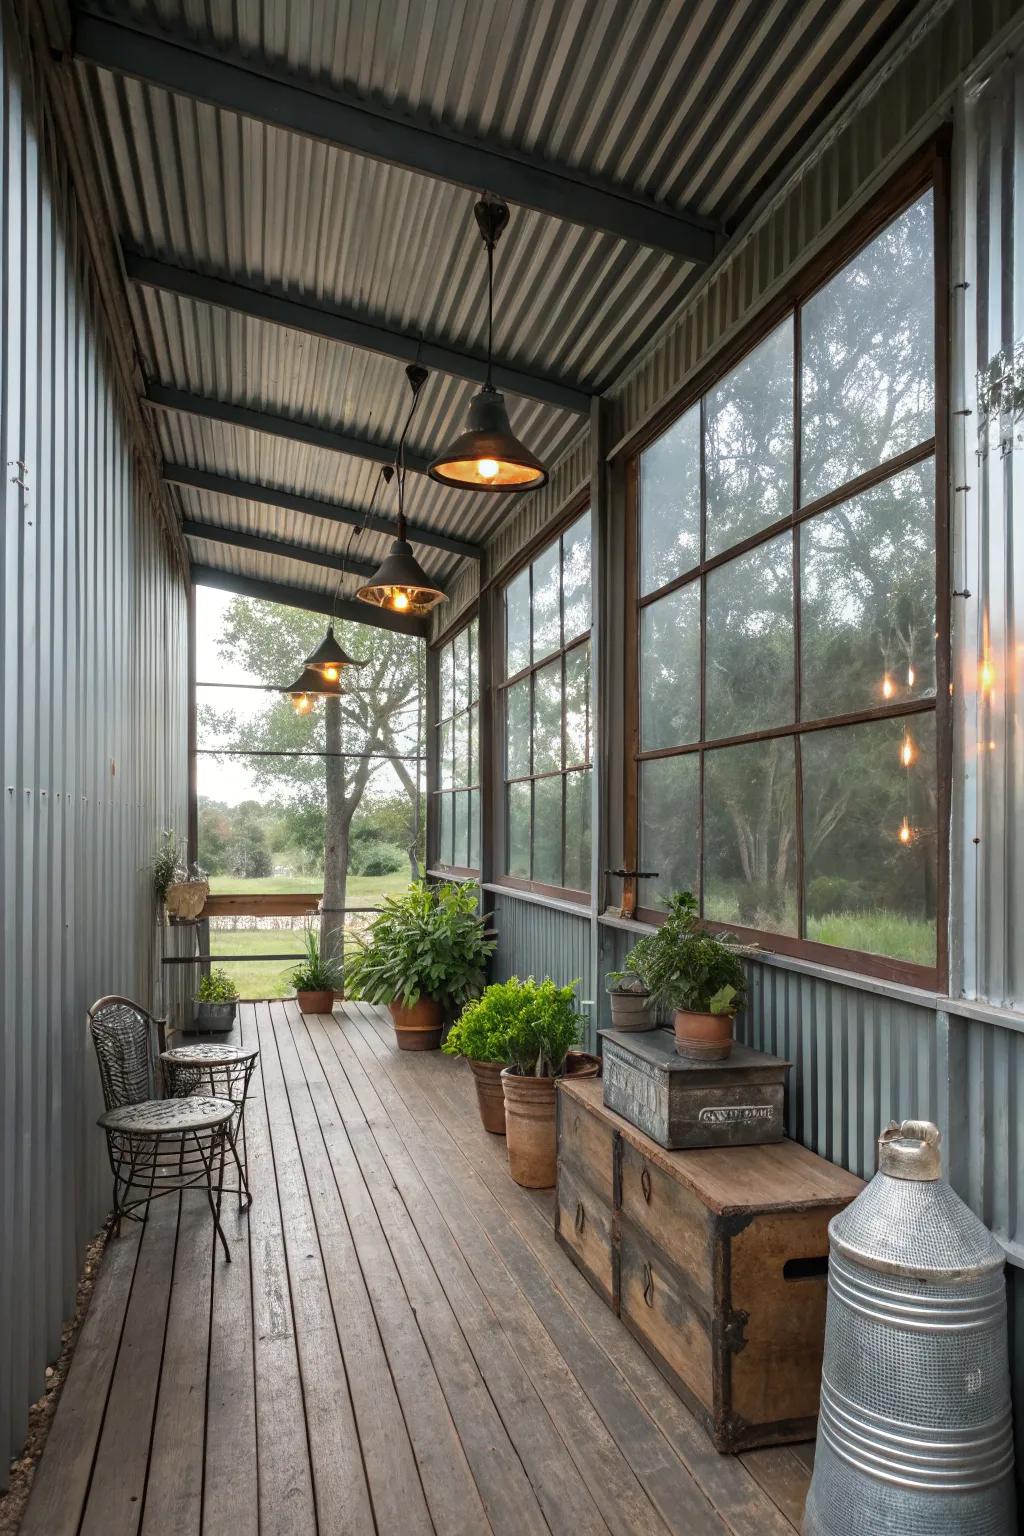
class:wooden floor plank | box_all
[19,1224,142,1536]
[346,1007,804,1536]
[253,1003,374,1536]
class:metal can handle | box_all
[642,1261,654,1306]
[641,1165,652,1203]
[574,1199,585,1235]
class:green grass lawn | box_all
[207,871,410,901]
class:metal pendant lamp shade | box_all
[804,1119,1017,1535]
[281,664,344,714]
[355,517,446,616]
[302,622,361,682]
[427,194,547,493]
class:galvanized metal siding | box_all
[490,892,595,1049]
[0,8,188,1472]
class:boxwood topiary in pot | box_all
[628,890,748,1060]
[343,880,495,1051]
[443,988,516,1135]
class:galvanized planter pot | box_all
[193,1000,236,1033]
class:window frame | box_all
[429,614,481,878]
[622,140,951,990]
[493,495,594,906]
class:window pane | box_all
[506,568,530,676]
[439,717,453,788]
[564,642,591,766]
[533,660,563,774]
[705,319,793,557]
[505,680,530,779]
[532,542,561,661]
[639,404,701,594]
[507,782,531,877]
[801,192,934,503]
[196,684,325,752]
[469,702,479,786]
[439,792,454,866]
[453,629,470,712]
[533,776,563,887]
[469,788,480,870]
[703,738,796,934]
[800,460,935,720]
[639,754,699,911]
[802,715,936,964]
[562,513,592,643]
[439,640,455,719]
[454,791,470,868]
[453,711,469,789]
[705,533,794,738]
[564,769,592,895]
[468,619,478,702]
[640,581,700,750]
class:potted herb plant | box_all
[631,891,748,1060]
[194,967,239,1032]
[151,830,209,922]
[475,977,585,1188]
[343,880,495,1051]
[442,990,513,1134]
[604,966,655,1031]
[289,927,343,1014]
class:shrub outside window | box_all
[500,510,592,900]
[631,187,942,984]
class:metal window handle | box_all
[641,1165,652,1203]
[642,1261,654,1306]
[574,1200,586,1235]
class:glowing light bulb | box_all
[907,664,915,687]
[392,590,410,611]
[898,817,912,845]
[323,665,340,683]
[291,694,312,716]
[980,659,995,692]
[901,736,915,767]
[882,674,895,700]
[477,457,500,481]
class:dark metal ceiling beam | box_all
[190,564,428,637]
[74,11,718,262]
[180,519,383,582]
[145,383,433,475]
[164,462,481,561]
[126,253,590,414]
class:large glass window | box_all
[500,510,592,899]
[633,189,940,978]
[433,619,480,872]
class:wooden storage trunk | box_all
[554,1076,863,1453]
[600,1028,789,1149]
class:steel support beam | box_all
[145,383,433,475]
[126,253,590,414]
[164,463,481,560]
[75,12,718,262]
[180,519,383,582]
[190,564,428,637]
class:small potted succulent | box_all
[633,891,748,1060]
[604,965,655,1031]
[151,830,209,923]
[194,967,239,1032]
[344,881,494,1051]
[289,927,343,1015]
[478,977,586,1188]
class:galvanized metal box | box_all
[599,1029,790,1149]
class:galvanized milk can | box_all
[804,1120,1016,1535]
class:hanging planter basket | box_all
[165,879,209,923]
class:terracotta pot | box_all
[608,990,655,1031]
[501,1070,557,1188]
[297,989,335,1015]
[672,1008,733,1061]
[468,1059,508,1134]
[564,1050,601,1078]
[389,997,444,1051]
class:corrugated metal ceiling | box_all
[72,0,916,615]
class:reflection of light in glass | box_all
[898,817,912,845]
[901,735,915,767]
[980,658,995,692]
[291,694,313,716]
[882,674,895,699]
[907,664,915,687]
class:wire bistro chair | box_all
[88,995,235,1261]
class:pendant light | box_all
[280,665,343,715]
[428,195,548,492]
[357,366,446,616]
[302,622,361,682]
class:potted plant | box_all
[343,880,495,1051]
[631,891,748,1060]
[604,966,655,1031]
[151,830,209,923]
[289,927,343,1014]
[442,989,514,1135]
[195,967,239,1032]
[475,977,585,1188]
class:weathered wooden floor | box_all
[22,1001,813,1536]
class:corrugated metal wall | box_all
[0,5,188,1470]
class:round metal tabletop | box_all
[161,1043,259,1067]
[97,1096,236,1134]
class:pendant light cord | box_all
[486,234,494,388]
